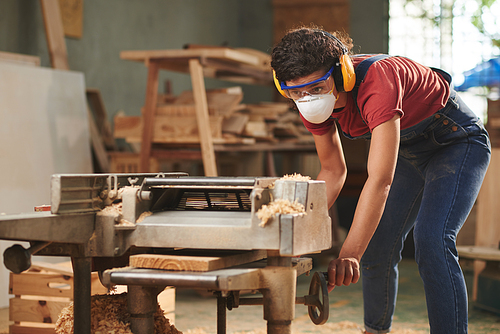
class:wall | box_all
[0,0,275,121]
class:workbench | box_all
[120,47,274,176]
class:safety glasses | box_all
[279,67,335,100]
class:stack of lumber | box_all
[113,86,314,146]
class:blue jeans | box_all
[361,90,491,334]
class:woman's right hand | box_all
[327,257,360,292]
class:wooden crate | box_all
[109,151,160,173]
[9,262,107,334]
[9,262,176,333]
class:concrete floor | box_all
[173,259,500,334]
[0,259,498,334]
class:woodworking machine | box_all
[0,173,332,334]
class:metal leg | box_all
[216,292,227,334]
[261,257,296,334]
[72,257,92,334]
[128,285,162,334]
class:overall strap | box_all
[352,54,393,123]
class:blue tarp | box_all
[454,57,500,91]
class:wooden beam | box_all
[40,0,70,70]
[0,51,40,67]
[139,61,160,172]
[189,59,218,176]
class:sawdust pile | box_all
[257,199,306,227]
[101,202,123,215]
[279,173,311,182]
[55,293,181,334]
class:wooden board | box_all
[476,147,500,249]
[9,272,107,298]
[109,152,160,173]
[10,323,56,334]
[114,115,223,144]
[86,88,116,149]
[130,250,267,272]
[457,246,500,262]
[40,0,70,70]
[10,297,69,323]
[0,51,40,67]
[58,0,83,39]
[189,59,218,176]
[273,0,350,45]
[121,48,263,68]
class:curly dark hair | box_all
[271,27,354,83]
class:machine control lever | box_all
[3,241,52,274]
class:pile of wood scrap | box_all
[113,86,314,146]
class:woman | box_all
[271,27,490,334]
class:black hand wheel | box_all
[307,271,329,325]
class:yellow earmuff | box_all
[339,53,355,92]
[273,70,288,98]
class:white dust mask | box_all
[294,90,337,124]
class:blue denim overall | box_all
[353,89,490,333]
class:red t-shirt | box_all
[301,55,451,137]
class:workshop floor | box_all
[0,259,498,334]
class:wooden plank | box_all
[10,297,69,323]
[222,113,250,134]
[120,48,262,68]
[468,148,500,301]
[140,60,160,172]
[130,250,267,272]
[88,110,110,171]
[58,0,83,39]
[113,115,223,144]
[30,262,73,276]
[9,272,107,298]
[10,323,56,334]
[10,273,73,298]
[173,89,243,116]
[108,152,160,173]
[40,0,70,70]
[458,246,500,262]
[476,147,500,248]
[86,88,116,149]
[158,287,176,314]
[189,59,218,176]
[0,51,41,67]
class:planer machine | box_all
[0,172,333,334]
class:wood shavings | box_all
[137,211,153,223]
[268,173,311,189]
[55,293,181,334]
[279,173,311,182]
[257,199,306,227]
[101,202,123,215]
